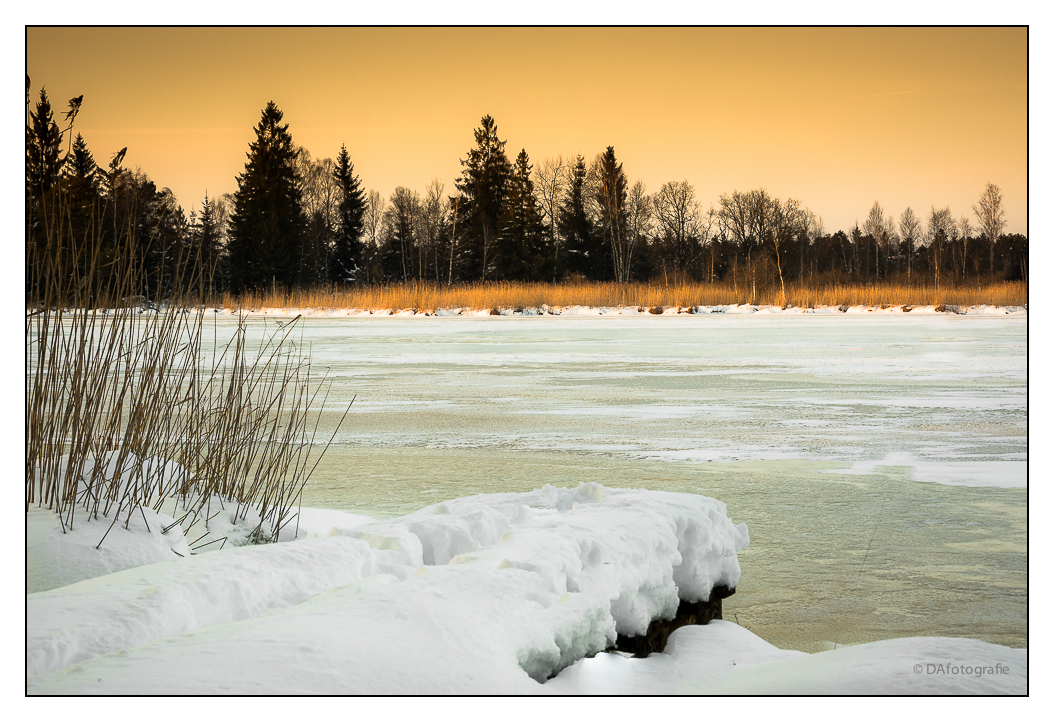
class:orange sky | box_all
[26,27,1027,235]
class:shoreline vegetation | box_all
[216,279,1027,314]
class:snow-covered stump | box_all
[27,483,749,693]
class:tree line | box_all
[26,88,1027,302]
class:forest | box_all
[26,85,1028,307]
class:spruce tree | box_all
[26,88,63,199]
[61,133,103,277]
[455,115,512,281]
[594,146,628,281]
[198,194,222,296]
[65,133,98,185]
[497,149,549,281]
[26,88,67,298]
[558,155,595,280]
[331,144,366,283]
[228,101,307,291]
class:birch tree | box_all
[972,182,1006,274]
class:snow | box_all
[548,623,1026,695]
[26,505,191,594]
[28,483,749,692]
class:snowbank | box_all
[548,622,1026,695]
[28,483,748,693]
[27,506,191,594]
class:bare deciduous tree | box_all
[362,189,386,284]
[883,215,900,275]
[926,205,954,289]
[624,180,652,282]
[533,155,568,279]
[654,180,701,275]
[770,197,808,302]
[801,211,825,282]
[386,187,421,282]
[957,214,973,279]
[972,182,1006,274]
[899,207,921,280]
[863,201,885,278]
[417,178,446,282]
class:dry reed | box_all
[217,279,1027,314]
[26,199,348,549]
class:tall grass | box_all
[26,195,348,548]
[218,278,1027,313]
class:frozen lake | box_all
[216,312,1027,652]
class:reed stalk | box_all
[26,185,347,548]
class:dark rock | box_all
[612,585,735,658]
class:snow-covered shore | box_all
[206,303,1027,318]
[26,484,1025,694]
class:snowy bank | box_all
[28,483,747,693]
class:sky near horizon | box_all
[26,27,1027,235]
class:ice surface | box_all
[271,313,1024,493]
[830,452,1026,488]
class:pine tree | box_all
[558,155,595,280]
[497,149,549,281]
[455,115,512,281]
[228,101,307,291]
[331,144,367,283]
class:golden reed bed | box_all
[217,280,1027,313]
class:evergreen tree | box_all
[455,115,512,281]
[496,149,549,281]
[65,133,98,185]
[26,87,63,199]
[228,101,307,290]
[331,144,367,283]
[60,133,103,275]
[593,146,628,281]
[558,155,595,279]
[199,193,222,296]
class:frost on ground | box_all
[26,482,1026,694]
